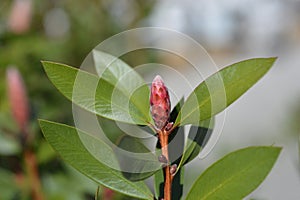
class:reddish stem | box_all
[24,150,44,200]
[158,129,173,200]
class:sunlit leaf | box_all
[186,146,281,200]
[175,58,277,126]
[42,61,151,125]
[39,120,153,200]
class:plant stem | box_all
[158,129,173,200]
[24,149,44,200]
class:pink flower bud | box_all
[6,67,29,134]
[8,0,32,34]
[150,75,171,130]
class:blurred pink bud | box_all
[103,188,114,200]
[8,0,32,34]
[6,67,29,134]
[150,75,171,130]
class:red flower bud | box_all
[6,67,29,134]
[150,75,171,130]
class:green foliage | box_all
[40,52,280,199]
[116,135,160,181]
[42,61,151,125]
[0,2,157,199]
[186,146,281,200]
[175,57,277,126]
[39,120,153,200]
[176,118,214,172]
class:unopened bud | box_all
[170,164,177,175]
[158,155,168,165]
[150,75,171,130]
[6,67,29,134]
[165,122,173,131]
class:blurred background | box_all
[0,0,300,199]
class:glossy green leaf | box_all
[167,98,185,164]
[39,120,153,200]
[42,60,151,125]
[93,50,152,125]
[116,135,160,181]
[172,166,185,200]
[175,57,277,126]
[97,116,159,181]
[154,168,163,199]
[36,140,57,164]
[186,146,281,200]
[176,117,214,172]
[92,50,144,86]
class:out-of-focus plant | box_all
[1,67,99,200]
[0,1,156,199]
[40,51,281,200]
[2,67,44,199]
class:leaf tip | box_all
[272,145,282,154]
[268,56,278,64]
[37,119,46,128]
[41,61,54,73]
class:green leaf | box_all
[176,117,214,171]
[42,60,151,125]
[186,146,281,200]
[97,116,159,181]
[43,165,97,200]
[93,50,152,125]
[92,50,144,86]
[115,135,161,181]
[168,98,185,164]
[36,140,57,164]
[175,57,277,126]
[171,166,185,200]
[154,168,163,198]
[39,120,153,200]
